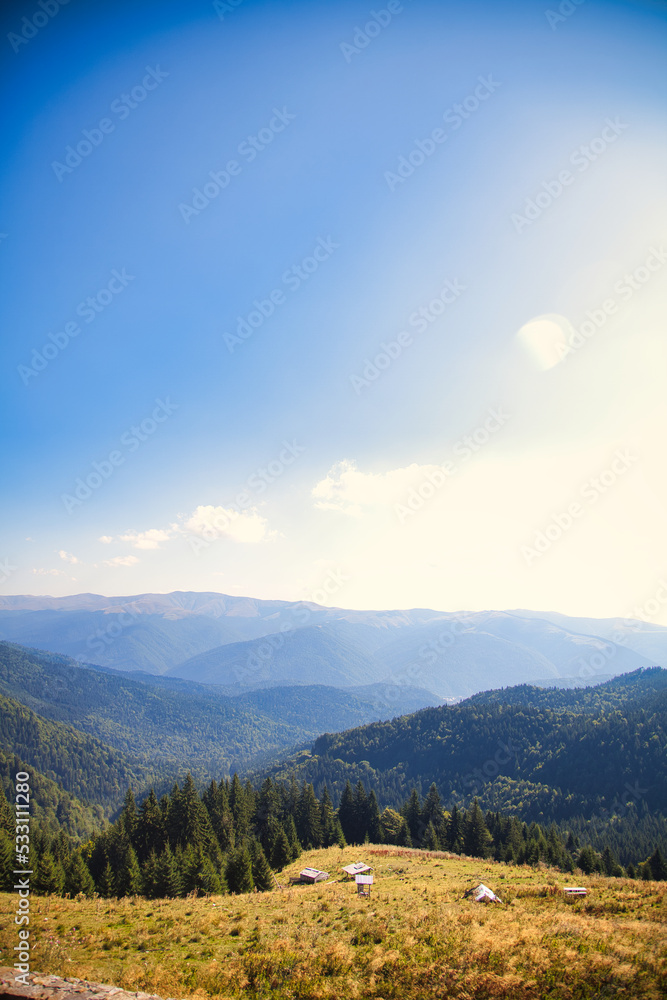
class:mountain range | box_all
[0,591,664,701]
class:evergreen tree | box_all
[403,789,422,844]
[203,779,235,853]
[422,784,444,835]
[353,781,369,844]
[0,831,14,891]
[136,789,166,861]
[141,851,159,899]
[249,838,274,891]
[34,850,65,896]
[119,788,138,844]
[577,844,598,875]
[269,823,292,871]
[319,787,338,847]
[0,783,13,835]
[447,804,463,853]
[230,774,252,839]
[226,844,254,894]
[154,843,183,898]
[463,800,493,858]
[284,815,301,859]
[64,852,96,898]
[648,847,667,881]
[367,791,382,844]
[115,842,142,897]
[297,783,322,848]
[337,781,356,844]
[97,861,116,898]
[423,820,441,851]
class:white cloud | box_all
[103,555,140,568]
[183,505,273,544]
[32,568,66,576]
[99,535,113,544]
[58,550,79,564]
[118,528,175,550]
[312,459,444,516]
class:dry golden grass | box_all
[1,845,665,999]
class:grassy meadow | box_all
[1,845,665,999]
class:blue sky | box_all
[1,0,666,620]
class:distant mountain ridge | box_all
[0,591,663,699]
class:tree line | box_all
[1,774,665,899]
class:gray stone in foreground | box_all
[0,967,182,1000]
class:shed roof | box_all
[343,862,372,876]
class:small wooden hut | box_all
[298,867,329,884]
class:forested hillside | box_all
[0,642,425,778]
[262,669,667,832]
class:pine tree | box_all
[226,844,254,894]
[423,820,440,851]
[119,788,139,845]
[297,783,322,848]
[320,787,337,847]
[34,850,65,896]
[203,780,235,854]
[0,831,14,891]
[447,804,463,853]
[337,781,356,844]
[577,844,598,875]
[367,791,382,844]
[0,783,13,835]
[422,784,444,834]
[136,789,166,861]
[64,852,96,898]
[115,842,142,897]
[403,789,422,844]
[197,856,224,895]
[648,847,667,881]
[141,851,159,899]
[284,815,301,859]
[463,800,493,858]
[97,861,116,898]
[230,774,252,839]
[154,843,183,898]
[269,824,292,871]
[249,839,274,892]
[353,781,369,844]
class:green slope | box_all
[261,668,667,825]
[0,642,434,781]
